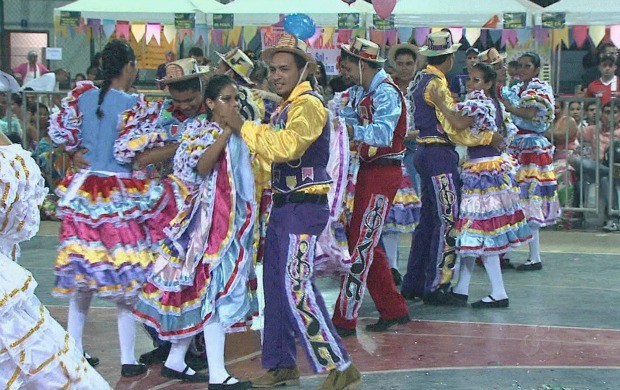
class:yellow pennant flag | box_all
[243,26,258,45]
[323,27,336,47]
[131,23,146,42]
[551,27,569,48]
[228,26,242,47]
[589,25,605,47]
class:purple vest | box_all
[271,91,331,194]
[411,72,451,143]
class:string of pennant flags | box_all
[55,17,620,49]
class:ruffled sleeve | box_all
[502,79,555,133]
[173,119,224,186]
[48,81,97,153]
[456,90,497,135]
[114,96,168,163]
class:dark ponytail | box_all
[96,40,136,118]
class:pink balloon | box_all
[372,0,396,20]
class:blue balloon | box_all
[283,13,316,41]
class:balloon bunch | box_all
[283,13,316,40]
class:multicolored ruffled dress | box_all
[455,90,533,257]
[49,82,179,304]
[502,78,561,227]
[0,143,110,389]
[133,119,257,340]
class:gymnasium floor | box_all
[22,222,620,389]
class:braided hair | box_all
[95,40,136,118]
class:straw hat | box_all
[341,37,386,64]
[157,58,209,84]
[216,48,255,85]
[262,34,317,73]
[478,48,507,65]
[418,31,461,57]
[388,42,418,66]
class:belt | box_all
[272,192,328,207]
[361,158,401,167]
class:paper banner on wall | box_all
[194,23,210,44]
[572,25,589,48]
[178,28,192,42]
[610,25,620,48]
[103,19,116,38]
[551,27,569,48]
[243,26,258,46]
[414,27,430,46]
[516,28,531,45]
[116,21,130,40]
[397,27,413,43]
[337,29,353,44]
[589,25,605,46]
[449,28,463,44]
[369,29,384,45]
[533,26,549,45]
[465,28,481,45]
[163,25,176,44]
[227,26,242,46]
[308,48,341,75]
[261,27,287,50]
[145,23,161,45]
[131,23,145,42]
[501,29,518,48]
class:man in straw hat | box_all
[479,48,508,93]
[401,31,503,305]
[388,42,419,94]
[331,37,410,336]
[224,34,361,390]
[216,48,263,122]
[118,57,211,382]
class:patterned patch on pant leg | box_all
[285,233,347,373]
[431,173,458,288]
[338,193,389,320]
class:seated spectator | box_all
[568,101,587,128]
[86,65,99,83]
[571,101,620,231]
[551,116,579,228]
[584,100,599,126]
[71,73,86,89]
[0,93,23,138]
[585,54,619,106]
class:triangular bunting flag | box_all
[551,27,569,48]
[397,27,413,44]
[163,25,176,44]
[131,23,145,42]
[116,21,130,41]
[609,25,620,48]
[516,28,531,45]
[589,25,605,46]
[449,28,463,44]
[414,27,430,46]
[572,25,589,48]
[465,28,481,45]
[243,26,258,47]
[102,19,116,39]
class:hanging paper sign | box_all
[175,13,195,29]
[60,11,81,27]
[213,14,234,30]
[338,13,359,30]
[541,12,566,29]
[45,47,62,61]
[503,12,526,29]
[373,15,394,31]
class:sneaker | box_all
[318,364,362,390]
[251,366,300,388]
[603,220,619,232]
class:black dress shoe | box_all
[365,314,410,332]
[445,291,468,307]
[335,326,357,338]
[471,295,509,309]
[422,289,450,305]
[209,376,252,389]
[121,363,148,377]
[161,365,209,382]
[500,257,515,269]
[185,352,208,371]
[391,268,403,286]
[139,343,171,365]
[84,354,100,368]
[515,261,542,271]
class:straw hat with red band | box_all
[387,42,418,66]
[262,34,317,73]
[157,58,209,85]
[216,48,255,85]
[341,37,386,64]
[418,31,461,57]
[478,48,507,65]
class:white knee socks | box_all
[481,254,508,301]
[453,256,475,296]
[116,302,138,365]
[204,322,237,384]
[164,337,195,375]
[528,228,541,263]
[67,290,94,354]
[382,233,400,269]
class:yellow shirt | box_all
[418,65,494,147]
[241,81,329,194]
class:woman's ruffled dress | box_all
[455,90,532,256]
[49,84,180,304]
[133,120,257,340]
[0,144,110,389]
